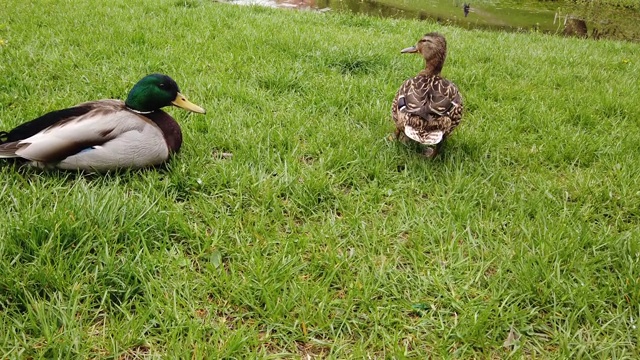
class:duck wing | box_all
[54,126,171,171]
[0,100,123,162]
[1,104,96,144]
[399,75,462,121]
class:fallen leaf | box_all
[503,326,520,348]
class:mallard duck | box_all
[0,73,205,171]
[391,32,463,158]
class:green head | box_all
[125,73,205,114]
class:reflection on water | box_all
[228,0,639,41]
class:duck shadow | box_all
[389,134,479,170]
[1,158,174,183]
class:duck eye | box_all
[159,83,166,88]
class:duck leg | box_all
[422,140,445,159]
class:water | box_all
[228,0,640,42]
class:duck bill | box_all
[172,92,206,114]
[401,46,418,54]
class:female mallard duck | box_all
[391,32,463,158]
[0,73,205,171]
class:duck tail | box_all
[0,142,20,158]
[404,125,444,145]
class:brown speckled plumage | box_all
[391,33,463,157]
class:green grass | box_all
[1,0,640,358]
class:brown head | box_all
[401,32,447,75]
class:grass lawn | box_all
[1,0,640,358]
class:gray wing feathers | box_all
[56,127,169,171]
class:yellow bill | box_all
[172,92,206,114]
